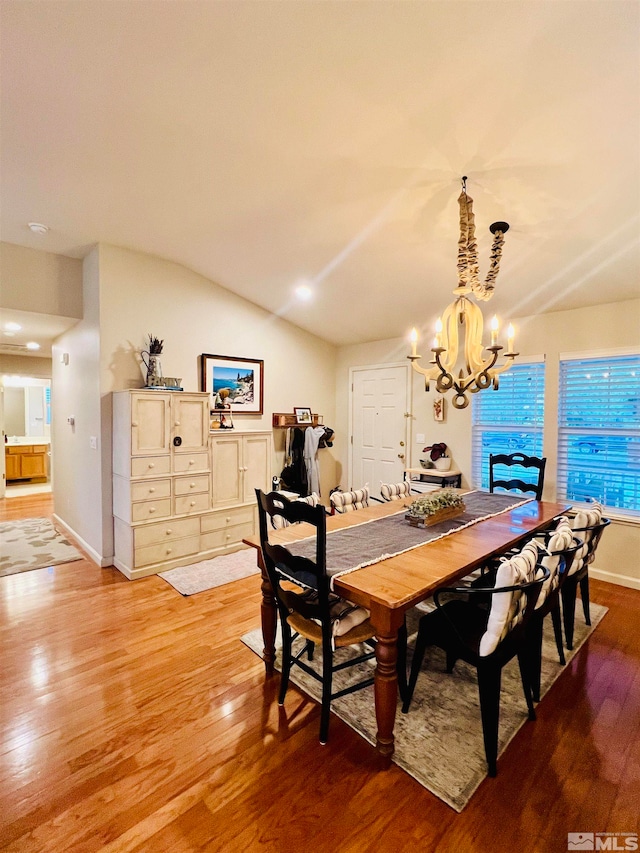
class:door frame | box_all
[348,361,413,490]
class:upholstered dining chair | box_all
[401,540,549,776]
[330,485,371,514]
[380,481,413,502]
[256,489,377,745]
[524,518,583,702]
[489,452,546,501]
[562,502,610,650]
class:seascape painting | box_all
[200,354,264,414]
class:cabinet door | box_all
[171,395,209,453]
[242,434,271,503]
[21,452,46,479]
[131,393,171,456]
[5,452,21,480]
[211,436,243,506]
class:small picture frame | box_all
[294,407,313,425]
[433,396,445,422]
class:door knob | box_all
[398,453,405,460]
[400,441,405,447]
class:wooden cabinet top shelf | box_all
[271,413,323,429]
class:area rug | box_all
[158,547,259,595]
[0,517,83,578]
[241,601,607,812]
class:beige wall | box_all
[0,354,52,378]
[0,242,82,318]
[336,298,640,588]
[52,243,338,564]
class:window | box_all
[558,351,640,516]
[472,360,545,490]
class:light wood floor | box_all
[1,495,639,853]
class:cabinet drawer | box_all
[134,516,200,548]
[134,535,200,568]
[174,492,210,516]
[131,479,171,502]
[173,452,209,473]
[200,505,254,533]
[131,498,172,522]
[131,456,171,478]
[32,445,48,453]
[173,474,209,496]
[200,521,254,552]
[7,446,31,454]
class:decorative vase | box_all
[434,458,451,471]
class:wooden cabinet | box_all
[112,389,272,580]
[5,444,48,481]
[211,432,271,507]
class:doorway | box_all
[2,375,52,499]
[349,363,411,493]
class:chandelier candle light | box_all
[408,177,518,409]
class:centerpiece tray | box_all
[405,490,466,528]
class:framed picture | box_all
[433,396,445,422]
[200,354,264,414]
[294,406,313,425]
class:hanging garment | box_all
[304,425,327,496]
[280,427,308,495]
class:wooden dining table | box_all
[242,494,569,763]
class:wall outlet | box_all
[90,436,97,450]
[416,433,425,444]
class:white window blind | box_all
[472,361,545,490]
[558,353,640,516]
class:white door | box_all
[350,364,410,493]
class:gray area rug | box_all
[241,601,607,811]
[0,517,82,578]
[159,547,259,595]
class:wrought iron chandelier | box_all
[408,177,518,409]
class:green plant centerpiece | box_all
[405,489,465,527]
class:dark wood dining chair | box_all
[256,489,377,744]
[401,541,549,776]
[562,504,610,650]
[489,452,546,501]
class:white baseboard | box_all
[590,566,640,591]
[53,514,114,569]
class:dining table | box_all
[242,491,570,764]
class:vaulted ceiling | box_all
[1,1,638,350]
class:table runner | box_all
[287,491,534,582]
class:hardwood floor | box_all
[1,494,639,852]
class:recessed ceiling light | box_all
[28,222,49,235]
[4,322,22,331]
[295,284,313,301]
[26,341,41,350]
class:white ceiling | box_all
[1,1,639,350]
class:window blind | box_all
[472,361,545,490]
[558,353,640,516]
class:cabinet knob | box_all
[175,421,180,426]
[166,529,172,535]
[189,459,195,465]
[226,516,231,522]
[132,421,139,427]
[166,548,172,554]
[148,462,155,469]
[226,533,231,540]
[190,482,195,488]
[149,487,155,493]
[190,500,195,507]
[149,507,156,513]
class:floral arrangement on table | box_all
[405,489,465,527]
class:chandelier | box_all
[408,177,518,409]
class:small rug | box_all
[0,517,82,578]
[241,601,607,812]
[158,547,259,595]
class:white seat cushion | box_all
[380,481,412,501]
[330,486,370,513]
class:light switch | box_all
[416,433,425,444]
[90,436,97,450]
